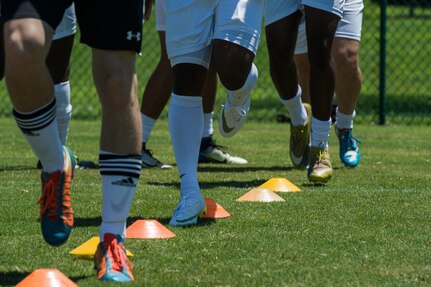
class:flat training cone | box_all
[202,198,230,219]
[69,237,133,259]
[16,269,77,287]
[259,177,301,192]
[236,188,285,202]
[126,219,176,239]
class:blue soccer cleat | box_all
[169,193,206,227]
[335,127,362,168]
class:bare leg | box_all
[294,53,311,104]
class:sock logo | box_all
[112,177,136,187]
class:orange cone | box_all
[236,188,285,202]
[126,219,176,239]
[69,237,133,259]
[202,198,230,219]
[16,269,77,287]
[259,177,301,192]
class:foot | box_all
[335,127,361,168]
[307,144,333,184]
[141,148,172,169]
[169,193,206,227]
[94,233,134,282]
[290,103,312,169]
[199,140,247,164]
[219,95,251,138]
[38,146,75,246]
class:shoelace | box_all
[104,237,133,272]
[341,129,362,151]
[38,176,58,221]
[226,106,247,123]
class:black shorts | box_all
[0,0,144,53]
[75,0,143,53]
[0,0,72,30]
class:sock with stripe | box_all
[99,151,142,241]
[13,98,64,173]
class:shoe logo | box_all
[127,31,141,41]
[221,110,234,134]
[112,177,136,187]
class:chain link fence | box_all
[0,0,430,124]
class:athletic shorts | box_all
[155,0,167,32]
[166,0,264,69]
[53,4,76,41]
[1,0,144,53]
[294,0,363,54]
[264,0,346,27]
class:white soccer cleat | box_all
[218,95,251,138]
[169,193,206,227]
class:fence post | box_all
[379,0,387,125]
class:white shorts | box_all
[166,0,264,69]
[155,0,167,31]
[302,0,345,18]
[264,0,302,27]
[53,4,76,41]
[294,0,363,54]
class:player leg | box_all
[215,0,262,138]
[165,0,214,226]
[2,0,75,246]
[303,2,342,183]
[199,59,248,164]
[140,0,172,169]
[265,2,312,169]
[74,0,143,282]
[333,0,363,167]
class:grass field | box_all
[0,118,430,286]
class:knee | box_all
[5,31,46,70]
[333,45,360,74]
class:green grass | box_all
[0,118,430,286]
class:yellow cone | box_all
[236,188,285,202]
[259,177,301,192]
[69,237,133,259]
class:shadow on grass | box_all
[0,270,89,286]
[0,165,36,172]
[147,179,268,190]
[153,216,215,227]
[197,165,293,173]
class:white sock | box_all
[99,151,142,241]
[227,63,258,105]
[13,98,64,173]
[141,112,157,144]
[202,112,214,139]
[311,116,331,148]
[54,81,72,145]
[335,107,355,129]
[279,85,307,126]
[168,94,203,196]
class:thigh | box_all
[214,0,264,55]
[74,0,144,53]
[335,0,363,41]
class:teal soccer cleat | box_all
[335,127,362,168]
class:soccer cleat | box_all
[38,146,75,246]
[289,103,312,169]
[307,145,333,184]
[169,193,206,227]
[335,127,362,167]
[199,140,248,164]
[94,233,134,282]
[219,95,251,138]
[141,148,172,169]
